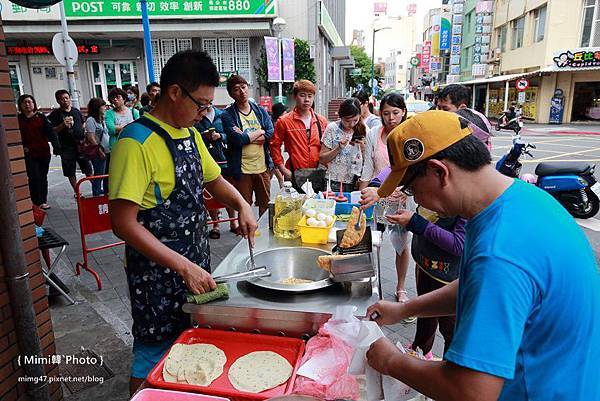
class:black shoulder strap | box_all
[135,116,169,141]
[314,113,323,140]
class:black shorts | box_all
[61,156,92,177]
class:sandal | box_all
[395,290,417,323]
[208,228,221,239]
[40,203,51,210]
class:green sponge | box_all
[186,283,229,304]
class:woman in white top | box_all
[319,98,366,192]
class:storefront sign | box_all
[431,14,441,58]
[259,96,272,112]
[7,44,100,55]
[472,0,493,77]
[264,36,281,82]
[281,37,295,82]
[410,56,420,67]
[319,1,344,46]
[553,48,600,69]
[421,41,431,73]
[440,16,451,51]
[374,1,387,15]
[448,0,463,82]
[407,3,417,16]
[1,0,276,19]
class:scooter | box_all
[496,140,600,219]
[496,110,523,138]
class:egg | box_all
[316,213,327,221]
[306,217,319,227]
[316,220,327,227]
[305,209,317,218]
[325,215,334,225]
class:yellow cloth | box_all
[108,113,221,210]
[239,109,266,174]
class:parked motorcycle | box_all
[496,140,600,219]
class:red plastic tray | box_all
[146,328,306,401]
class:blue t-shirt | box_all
[445,179,600,401]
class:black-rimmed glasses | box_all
[400,172,418,196]
[178,84,212,112]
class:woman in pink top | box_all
[359,92,407,188]
[359,92,413,308]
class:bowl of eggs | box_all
[297,209,337,244]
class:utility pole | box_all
[59,1,79,108]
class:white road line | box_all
[521,159,600,163]
[535,146,600,161]
[576,218,600,232]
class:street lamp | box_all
[370,24,391,96]
[272,17,287,102]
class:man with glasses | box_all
[108,51,257,395]
[360,111,600,401]
[222,75,274,216]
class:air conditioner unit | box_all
[309,44,316,59]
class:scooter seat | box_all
[535,162,593,177]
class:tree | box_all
[345,45,383,95]
[255,38,316,95]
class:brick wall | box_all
[0,18,63,401]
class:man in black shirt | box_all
[48,89,92,192]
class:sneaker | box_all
[40,203,51,210]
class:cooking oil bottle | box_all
[273,181,303,239]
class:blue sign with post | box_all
[549,89,564,124]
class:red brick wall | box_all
[0,18,63,401]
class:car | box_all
[406,100,433,118]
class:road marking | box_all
[534,146,600,161]
[521,159,600,163]
[576,218,600,231]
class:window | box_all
[465,12,472,33]
[90,61,138,100]
[497,24,507,52]
[511,16,525,49]
[533,5,547,42]
[581,0,600,46]
[202,38,251,82]
[151,38,192,80]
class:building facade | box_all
[489,0,600,123]
[380,14,419,95]
[1,0,350,114]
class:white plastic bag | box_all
[382,343,420,401]
[323,305,363,346]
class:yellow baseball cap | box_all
[378,110,472,197]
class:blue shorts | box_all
[131,339,172,379]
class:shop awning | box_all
[537,64,600,73]
[456,71,538,86]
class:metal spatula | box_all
[248,237,267,271]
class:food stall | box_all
[138,195,385,401]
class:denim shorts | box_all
[131,339,172,379]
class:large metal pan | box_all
[245,247,335,293]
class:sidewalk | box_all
[43,156,437,400]
[522,122,600,136]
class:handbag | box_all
[78,137,104,160]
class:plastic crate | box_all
[301,198,336,216]
[131,389,230,401]
[297,215,336,244]
[330,192,375,219]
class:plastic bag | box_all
[293,326,359,400]
[323,305,363,345]
[382,343,420,401]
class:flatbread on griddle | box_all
[340,207,367,248]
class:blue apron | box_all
[125,117,211,343]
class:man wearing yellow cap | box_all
[362,111,600,400]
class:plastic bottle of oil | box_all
[273,181,303,239]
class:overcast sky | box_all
[344,0,443,59]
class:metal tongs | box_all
[213,267,271,284]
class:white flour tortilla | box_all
[228,351,293,393]
[162,343,226,386]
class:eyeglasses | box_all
[178,84,212,113]
[400,172,418,196]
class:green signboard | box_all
[410,56,420,67]
[64,0,276,18]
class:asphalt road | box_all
[492,130,600,259]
